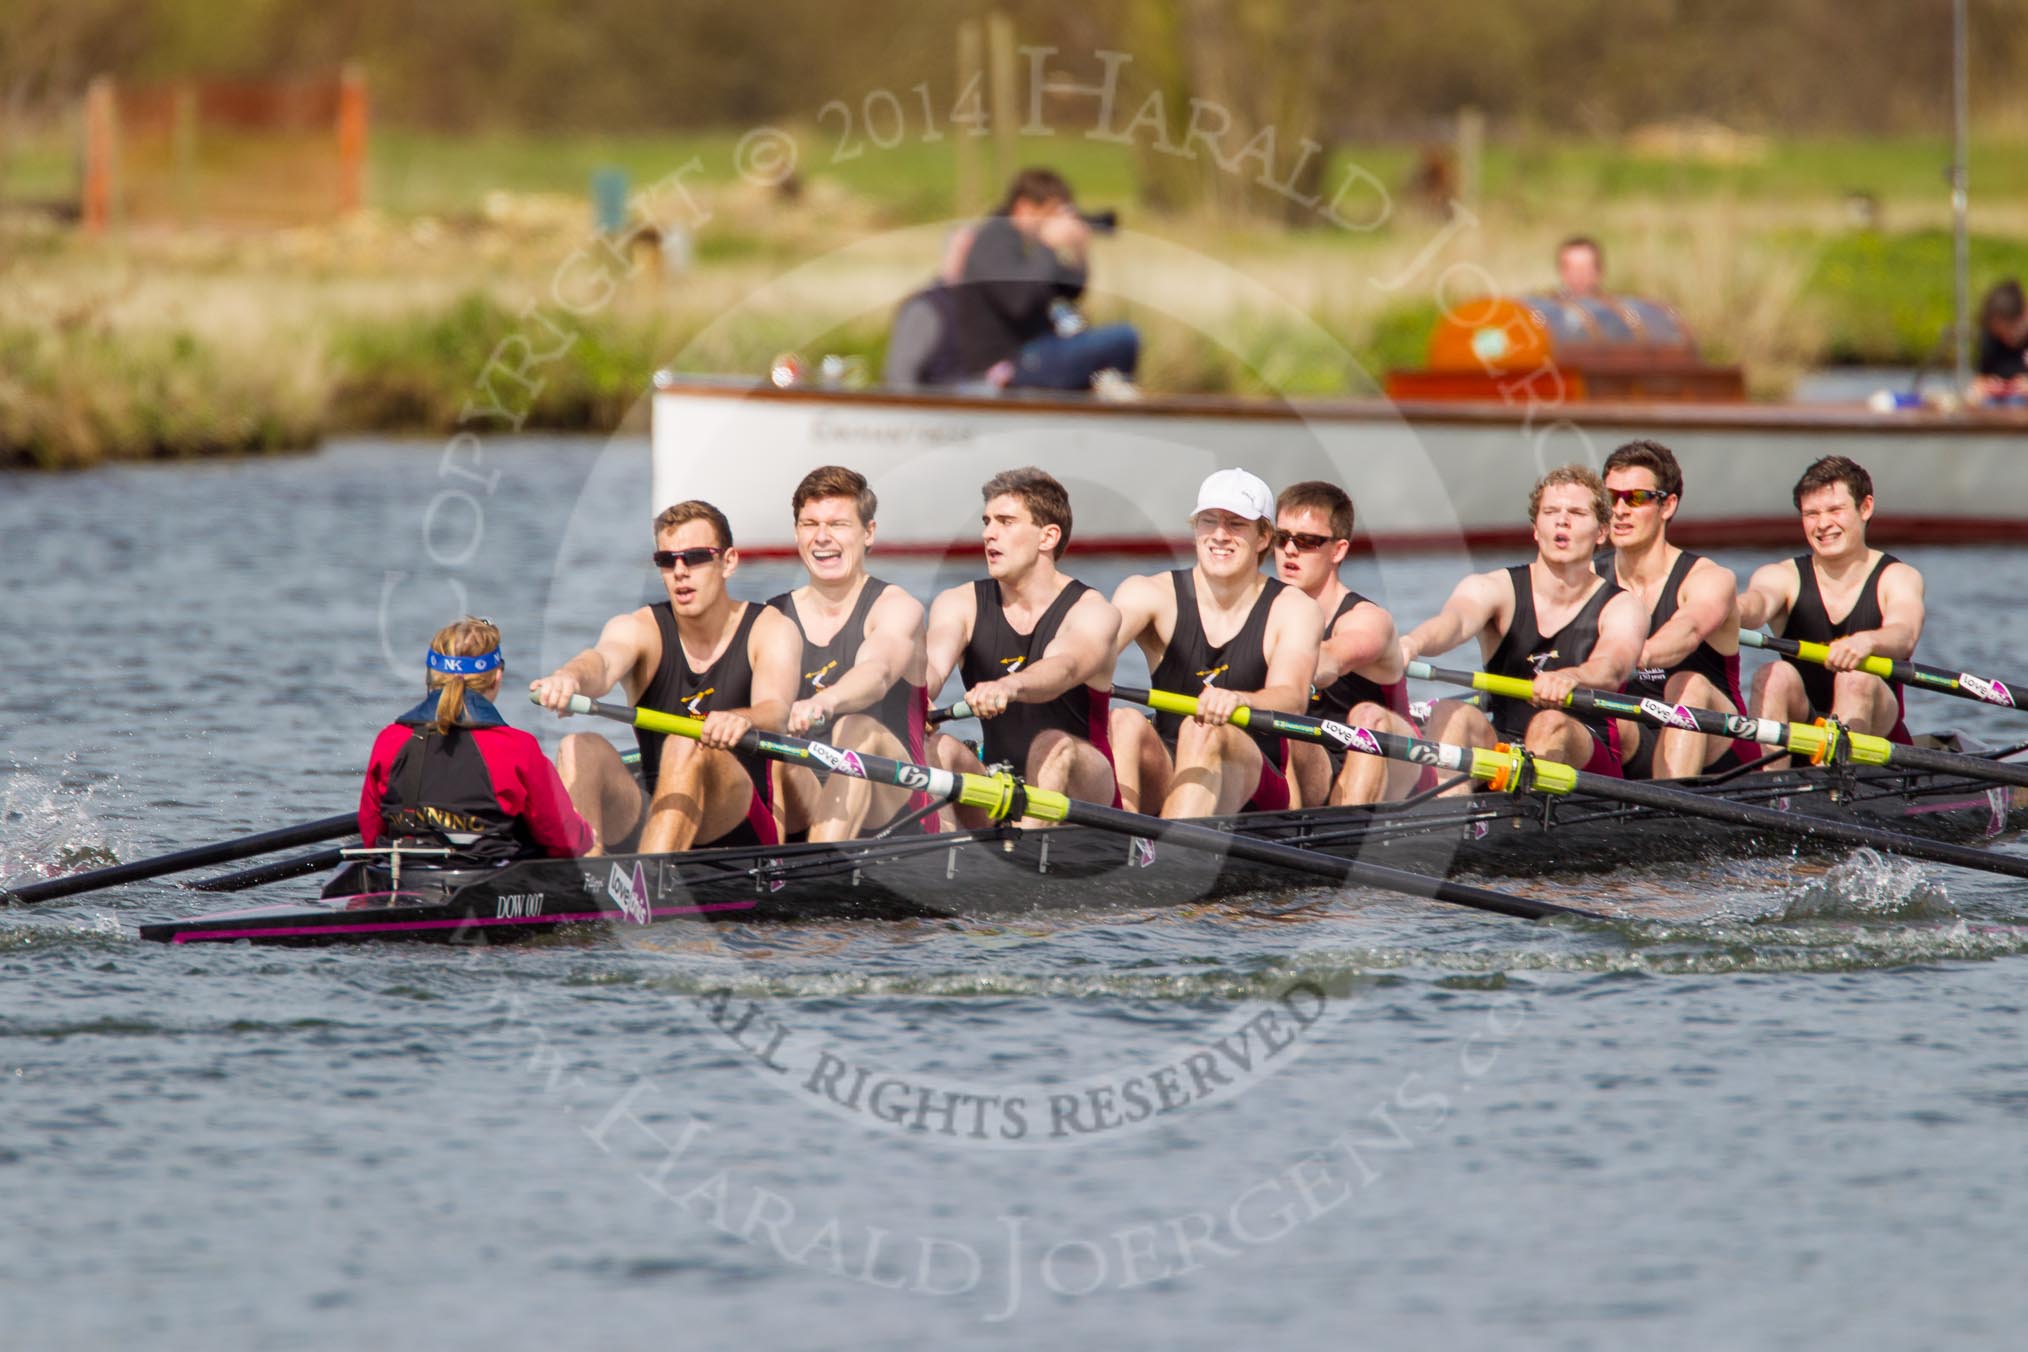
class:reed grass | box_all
[7,168,2028,467]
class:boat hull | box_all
[650,375,2028,557]
[137,761,2017,945]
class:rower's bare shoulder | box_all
[1454,567,1512,610]
[1339,597,1399,641]
[1109,570,1171,616]
[1682,554,1739,597]
[928,579,980,622]
[868,581,927,631]
[1878,556,1926,603]
[605,606,661,651]
[749,602,802,652]
[1268,583,1325,639]
[1745,556,1800,596]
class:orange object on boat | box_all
[1386,294,1746,403]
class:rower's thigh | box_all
[1422,699,1493,749]
[1832,671,1901,735]
[1665,670,1737,714]
[831,715,910,806]
[559,732,644,829]
[1751,660,1809,720]
[1026,729,1116,802]
[928,731,987,775]
[1351,705,1427,796]
[773,762,822,834]
[1287,740,1330,807]
[651,739,755,844]
[1524,708,1596,763]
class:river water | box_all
[5,437,2028,1350]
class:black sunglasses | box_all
[651,546,727,570]
[1271,529,1335,552]
[1607,488,1671,507]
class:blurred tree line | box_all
[4,0,2023,141]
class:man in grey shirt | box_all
[950,167,1139,391]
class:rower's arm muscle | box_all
[1252,590,1324,714]
[744,609,801,732]
[1109,573,1168,665]
[1015,593,1122,701]
[1866,563,1926,660]
[1573,592,1647,689]
[553,611,652,701]
[1737,561,1794,633]
[1317,602,1403,688]
[1401,572,1503,660]
[1642,560,1739,669]
[826,588,926,715]
[923,585,976,697]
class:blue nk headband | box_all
[428,648,502,675]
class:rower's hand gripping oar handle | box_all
[543,693,1604,922]
[1739,629,2019,709]
[541,693,1049,821]
[927,699,973,725]
[1405,658,1894,770]
[1109,685,1570,795]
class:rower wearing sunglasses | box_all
[1600,439,1757,779]
[766,465,937,840]
[1270,480,1423,805]
[1400,465,1647,790]
[1109,468,1322,818]
[529,500,799,853]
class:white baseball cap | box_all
[1190,467,1275,523]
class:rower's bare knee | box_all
[1422,698,1488,748]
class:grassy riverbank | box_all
[7,129,2028,467]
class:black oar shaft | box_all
[551,693,1594,924]
[1120,684,2028,883]
[188,847,349,893]
[1056,800,1599,922]
[4,814,358,905]
[1556,763,2028,880]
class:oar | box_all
[1115,686,2028,884]
[1741,630,2021,709]
[538,692,1603,924]
[927,700,972,726]
[188,847,349,893]
[1407,660,2028,791]
[3,814,358,906]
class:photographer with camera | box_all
[951,167,1140,393]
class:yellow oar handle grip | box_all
[1759,635,1898,683]
[1138,687,1253,728]
[606,699,707,740]
[1466,670,1538,702]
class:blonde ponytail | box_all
[425,616,503,735]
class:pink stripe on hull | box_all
[169,899,760,943]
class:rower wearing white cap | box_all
[1108,468,1323,818]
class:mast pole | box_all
[1952,0,1971,393]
